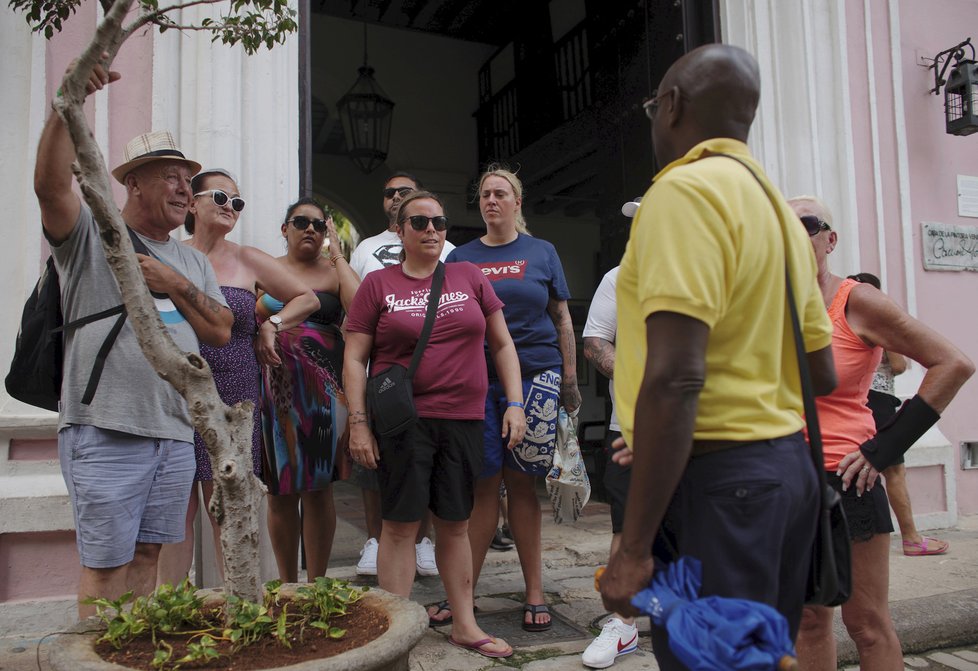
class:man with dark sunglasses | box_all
[599,44,837,669]
[32,60,232,619]
[348,171,454,580]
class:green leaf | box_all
[328,627,346,639]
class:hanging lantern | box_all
[945,59,978,136]
[337,25,395,174]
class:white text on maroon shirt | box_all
[385,290,470,314]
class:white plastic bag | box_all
[546,407,591,524]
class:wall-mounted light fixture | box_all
[929,38,977,136]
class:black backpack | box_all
[5,228,157,412]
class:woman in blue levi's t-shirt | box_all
[436,166,581,634]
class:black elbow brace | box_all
[859,394,940,471]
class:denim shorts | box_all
[481,368,561,478]
[59,424,195,568]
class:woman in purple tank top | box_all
[156,169,318,587]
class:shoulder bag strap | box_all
[711,152,828,487]
[407,261,445,378]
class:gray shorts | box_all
[59,424,195,568]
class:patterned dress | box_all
[194,286,263,480]
[258,291,345,495]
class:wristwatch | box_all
[268,315,283,332]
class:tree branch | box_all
[121,0,224,40]
[54,0,264,607]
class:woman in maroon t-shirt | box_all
[344,190,525,660]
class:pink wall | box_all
[43,0,155,206]
[900,0,978,513]
[0,532,78,601]
[847,0,978,514]
[8,439,58,460]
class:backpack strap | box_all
[62,226,168,405]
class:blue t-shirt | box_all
[447,233,570,378]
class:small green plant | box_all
[84,578,368,670]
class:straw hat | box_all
[111,131,201,184]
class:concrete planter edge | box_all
[49,588,428,671]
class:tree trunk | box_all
[55,0,263,605]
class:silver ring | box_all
[861,465,870,473]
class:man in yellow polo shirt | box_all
[598,43,837,668]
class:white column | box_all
[0,4,52,417]
[718,0,860,276]
[152,7,300,582]
[154,1,299,256]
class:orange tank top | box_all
[813,279,883,471]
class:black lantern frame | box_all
[929,38,978,137]
[337,25,395,174]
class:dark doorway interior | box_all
[304,0,716,260]
[301,0,717,424]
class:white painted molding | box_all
[888,0,917,316]
[153,2,299,257]
[864,0,890,291]
[0,5,47,412]
[719,0,859,275]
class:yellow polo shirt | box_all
[615,138,833,448]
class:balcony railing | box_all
[554,22,591,122]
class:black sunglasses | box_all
[799,214,831,237]
[287,215,328,233]
[383,186,414,199]
[194,189,245,212]
[404,215,449,232]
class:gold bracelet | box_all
[329,254,344,266]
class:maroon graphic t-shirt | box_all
[346,261,504,419]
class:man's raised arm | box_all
[34,58,120,243]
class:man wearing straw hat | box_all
[34,61,232,618]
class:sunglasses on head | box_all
[194,189,245,212]
[287,215,328,233]
[799,214,831,237]
[383,186,414,199]
[404,215,449,232]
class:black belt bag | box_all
[366,262,444,437]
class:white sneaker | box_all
[415,537,439,576]
[582,617,638,669]
[356,537,378,576]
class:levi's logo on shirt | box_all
[475,260,527,280]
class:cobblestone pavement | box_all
[3,483,977,670]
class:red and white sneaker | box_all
[582,617,639,669]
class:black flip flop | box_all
[427,599,452,627]
[522,603,552,632]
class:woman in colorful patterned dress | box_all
[157,169,317,586]
[258,197,360,581]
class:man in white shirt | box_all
[581,266,638,668]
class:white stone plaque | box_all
[922,222,978,271]
[958,175,978,218]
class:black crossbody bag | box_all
[715,153,852,607]
[366,262,445,437]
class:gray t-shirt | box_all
[50,204,227,442]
